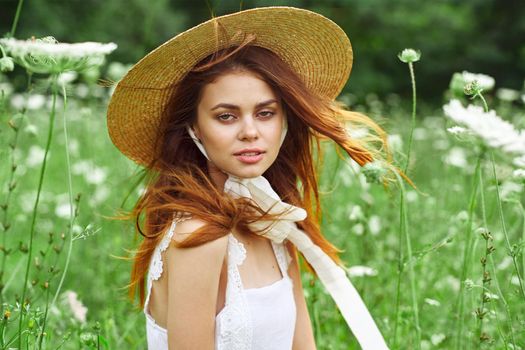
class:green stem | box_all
[477,165,489,347]
[9,0,25,38]
[404,61,417,174]
[391,167,420,349]
[17,75,58,349]
[479,172,517,347]
[476,92,489,113]
[453,152,482,350]
[489,152,525,299]
[37,284,50,349]
[517,201,525,296]
[50,81,74,308]
[1,72,32,305]
[392,200,404,348]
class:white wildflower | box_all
[57,71,78,85]
[511,276,520,286]
[498,180,523,201]
[430,333,446,346]
[75,83,89,98]
[447,126,468,135]
[348,205,364,221]
[443,99,525,154]
[89,185,110,206]
[72,160,91,174]
[72,160,107,185]
[68,138,79,157]
[406,190,418,202]
[26,145,46,167]
[496,88,520,102]
[496,255,512,270]
[444,147,468,168]
[484,292,500,301]
[352,223,365,236]
[461,71,495,91]
[0,37,117,74]
[387,134,403,153]
[46,95,63,110]
[10,93,25,110]
[512,169,525,179]
[367,215,381,235]
[455,210,469,223]
[347,265,378,277]
[0,56,14,72]
[26,94,46,110]
[424,298,441,307]
[107,61,132,81]
[24,124,38,136]
[413,127,427,140]
[433,139,449,150]
[84,166,107,185]
[513,155,525,168]
[0,82,14,96]
[55,202,73,219]
[62,290,87,323]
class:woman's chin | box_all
[229,166,266,179]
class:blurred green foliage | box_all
[1,0,524,101]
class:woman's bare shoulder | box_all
[168,217,229,256]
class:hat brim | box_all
[107,6,353,167]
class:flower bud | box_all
[398,48,421,63]
[362,161,388,184]
[8,119,18,131]
[464,80,482,96]
[19,242,28,253]
[0,57,14,72]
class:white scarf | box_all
[186,121,389,349]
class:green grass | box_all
[1,83,524,349]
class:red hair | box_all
[118,35,391,308]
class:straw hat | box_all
[107,6,353,167]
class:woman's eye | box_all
[217,114,235,121]
[259,110,275,118]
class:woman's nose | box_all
[238,116,259,140]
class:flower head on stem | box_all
[397,48,421,63]
[0,36,117,74]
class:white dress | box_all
[144,217,297,349]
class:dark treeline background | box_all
[1,0,524,102]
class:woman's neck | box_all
[207,161,228,192]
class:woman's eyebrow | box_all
[210,99,278,111]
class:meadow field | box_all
[1,2,525,349]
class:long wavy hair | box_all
[123,34,391,308]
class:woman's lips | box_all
[234,152,264,164]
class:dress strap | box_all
[144,213,192,313]
[270,240,291,278]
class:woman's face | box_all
[193,70,285,181]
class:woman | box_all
[107,6,390,350]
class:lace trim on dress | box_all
[144,213,193,316]
[215,233,253,350]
